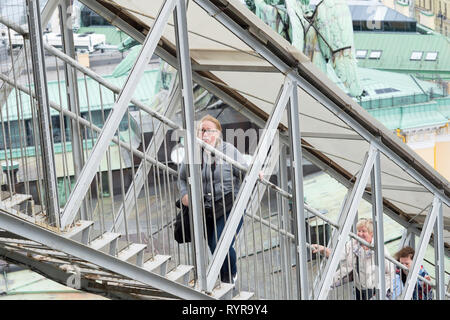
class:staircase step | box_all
[62,220,93,244]
[143,255,171,276]
[232,291,255,300]
[117,243,147,266]
[166,265,193,285]
[2,193,32,209]
[211,283,234,300]
[89,232,121,251]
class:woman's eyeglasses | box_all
[199,128,218,134]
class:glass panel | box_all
[410,51,423,60]
[369,50,382,59]
[425,52,438,61]
[356,50,367,59]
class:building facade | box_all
[382,0,450,36]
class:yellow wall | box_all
[412,146,435,167]
[420,11,436,29]
[382,0,396,10]
[407,127,450,181]
[397,4,411,16]
[436,140,450,180]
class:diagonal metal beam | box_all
[110,78,181,233]
[244,131,280,227]
[401,197,441,300]
[206,79,294,292]
[0,208,213,299]
[316,145,377,299]
[60,0,177,229]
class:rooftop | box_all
[2,68,162,121]
[353,31,450,79]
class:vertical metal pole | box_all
[26,0,61,228]
[278,143,292,299]
[433,200,445,299]
[59,0,87,220]
[370,148,386,300]
[402,197,441,300]
[173,0,207,291]
[287,82,309,299]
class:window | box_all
[410,51,423,60]
[369,50,382,59]
[355,50,368,59]
[425,51,438,61]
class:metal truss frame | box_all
[110,77,181,233]
[0,208,213,299]
[401,197,442,300]
[0,0,447,300]
[76,0,446,252]
[316,145,377,299]
[60,0,178,229]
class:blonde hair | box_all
[198,115,222,132]
[356,218,373,234]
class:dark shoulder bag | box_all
[174,199,191,243]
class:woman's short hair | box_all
[198,115,222,132]
[356,218,373,234]
[395,246,415,261]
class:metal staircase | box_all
[0,203,254,300]
[0,0,448,301]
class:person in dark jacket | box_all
[178,115,248,284]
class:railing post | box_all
[278,143,292,299]
[370,147,386,300]
[433,198,445,299]
[173,0,208,291]
[58,0,88,220]
[287,81,309,299]
[26,0,61,228]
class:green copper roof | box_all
[353,32,450,79]
[327,66,444,109]
[2,69,162,121]
[76,26,128,46]
[368,101,449,130]
[112,45,142,77]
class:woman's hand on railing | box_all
[181,194,189,207]
[258,171,264,180]
[311,244,331,258]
